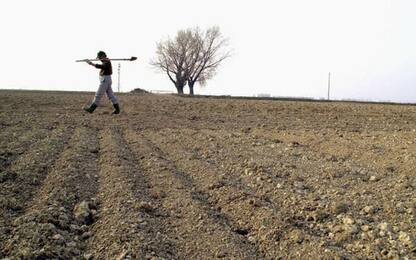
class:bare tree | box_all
[151,26,230,95]
[186,26,231,95]
[151,29,195,94]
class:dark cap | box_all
[97,51,107,58]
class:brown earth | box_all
[0,90,415,259]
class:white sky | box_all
[1,0,415,102]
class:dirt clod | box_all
[74,201,94,225]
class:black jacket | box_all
[94,59,112,76]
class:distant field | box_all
[0,90,415,259]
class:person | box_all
[84,51,120,114]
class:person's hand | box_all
[86,60,93,66]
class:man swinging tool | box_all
[84,51,120,114]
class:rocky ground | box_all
[0,90,415,259]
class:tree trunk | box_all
[175,83,184,95]
[176,86,184,95]
[188,81,195,96]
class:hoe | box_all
[76,56,137,62]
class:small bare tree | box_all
[151,29,195,94]
[152,26,230,95]
[186,26,231,95]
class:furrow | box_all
[125,128,263,259]
[1,126,100,259]
[85,126,175,260]
[146,128,332,259]
[0,126,73,257]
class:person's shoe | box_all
[84,103,97,113]
[112,103,120,115]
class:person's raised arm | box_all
[86,61,103,69]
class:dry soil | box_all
[0,90,415,259]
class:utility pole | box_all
[117,63,121,93]
[327,72,331,100]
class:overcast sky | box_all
[1,0,415,102]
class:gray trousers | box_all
[93,75,118,105]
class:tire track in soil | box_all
[2,126,100,259]
[85,126,175,260]
[146,128,332,259]
[125,128,264,259]
[0,126,74,257]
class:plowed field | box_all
[0,90,415,259]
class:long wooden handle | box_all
[76,57,137,62]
